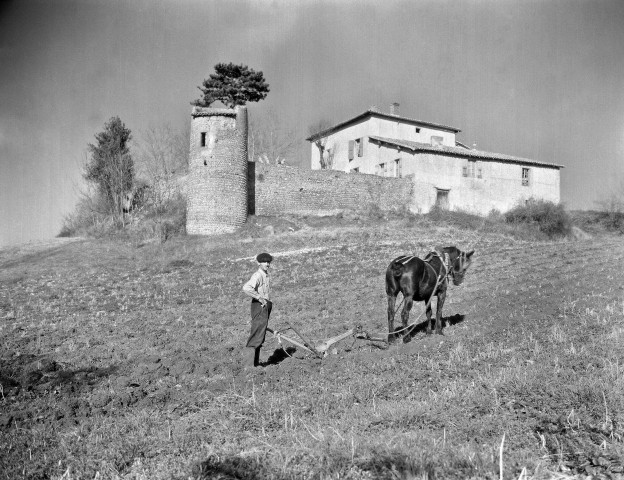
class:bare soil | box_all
[0,218,623,479]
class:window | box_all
[384,163,389,176]
[377,163,385,176]
[431,135,443,146]
[348,140,354,160]
[477,166,482,178]
[463,160,478,178]
[350,167,359,173]
[200,132,207,147]
[395,159,402,178]
[354,137,364,157]
[522,167,530,186]
[415,127,421,133]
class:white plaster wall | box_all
[370,148,560,214]
[310,116,456,173]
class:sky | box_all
[1,0,623,247]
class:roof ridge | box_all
[306,109,461,141]
[369,136,564,168]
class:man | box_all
[242,252,273,369]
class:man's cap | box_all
[256,252,273,263]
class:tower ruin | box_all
[186,106,248,235]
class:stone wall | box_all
[248,162,413,216]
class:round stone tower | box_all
[186,106,248,235]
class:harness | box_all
[423,250,452,285]
[424,249,470,284]
[394,254,418,265]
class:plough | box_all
[267,322,387,358]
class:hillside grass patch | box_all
[2,218,623,479]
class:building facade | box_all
[307,104,563,215]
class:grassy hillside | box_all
[1,215,623,479]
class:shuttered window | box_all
[348,140,354,161]
[395,159,402,178]
[463,160,479,178]
[522,168,530,186]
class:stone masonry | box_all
[187,106,248,234]
[249,162,413,216]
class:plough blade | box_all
[268,324,387,359]
[266,327,319,357]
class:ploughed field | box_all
[1,218,623,479]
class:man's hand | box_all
[260,298,267,307]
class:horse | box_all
[385,246,474,342]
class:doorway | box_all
[435,188,450,210]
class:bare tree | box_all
[248,108,298,165]
[134,123,189,181]
[132,123,190,210]
[308,119,334,169]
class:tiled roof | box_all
[369,136,564,169]
[306,110,461,141]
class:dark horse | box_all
[386,246,474,342]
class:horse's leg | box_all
[435,289,447,334]
[401,297,413,336]
[425,298,434,334]
[387,294,397,343]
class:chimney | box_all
[369,105,380,112]
[390,102,400,115]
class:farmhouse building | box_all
[306,104,563,215]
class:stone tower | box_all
[186,106,248,234]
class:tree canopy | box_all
[84,116,134,216]
[191,63,270,108]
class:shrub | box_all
[127,191,187,244]
[58,191,125,238]
[427,207,492,231]
[59,187,187,244]
[504,199,572,238]
[571,210,624,235]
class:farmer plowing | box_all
[242,247,474,370]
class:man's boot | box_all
[253,347,261,367]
